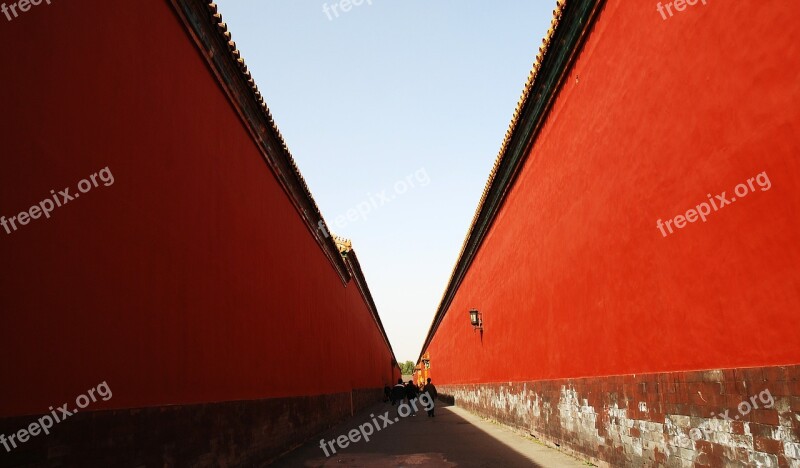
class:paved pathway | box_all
[274,400,589,467]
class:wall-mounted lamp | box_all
[469,309,483,331]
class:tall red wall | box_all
[427,0,800,384]
[0,0,395,418]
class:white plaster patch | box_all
[748,451,779,466]
[557,386,600,448]
[784,442,800,460]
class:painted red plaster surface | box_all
[0,1,396,417]
[428,0,800,383]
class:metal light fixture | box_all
[469,309,482,331]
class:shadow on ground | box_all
[270,399,550,467]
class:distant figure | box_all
[405,380,419,415]
[383,384,391,402]
[422,378,438,417]
[390,378,406,406]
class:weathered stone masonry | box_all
[440,365,800,467]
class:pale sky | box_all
[214,0,555,362]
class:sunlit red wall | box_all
[0,0,395,417]
[427,0,800,384]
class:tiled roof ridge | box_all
[206,2,319,224]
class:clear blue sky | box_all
[215,0,555,363]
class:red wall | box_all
[427,0,800,384]
[0,0,395,417]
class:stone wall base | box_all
[439,365,800,467]
[0,388,383,467]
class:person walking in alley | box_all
[390,378,405,406]
[405,380,419,415]
[422,378,437,417]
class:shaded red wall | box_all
[0,0,395,417]
[427,0,800,384]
